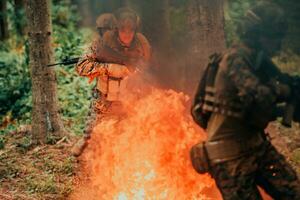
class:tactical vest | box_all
[97,63,130,101]
[203,53,244,118]
[96,31,147,101]
[103,31,146,61]
[200,48,280,130]
[193,52,245,128]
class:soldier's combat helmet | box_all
[96,13,117,35]
[114,8,140,32]
[237,2,287,46]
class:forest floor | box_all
[0,122,299,200]
[0,126,79,200]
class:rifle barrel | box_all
[47,57,80,67]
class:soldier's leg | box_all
[210,156,263,200]
[71,98,99,156]
[83,109,98,139]
[256,143,300,200]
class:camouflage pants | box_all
[83,90,123,139]
[210,140,300,200]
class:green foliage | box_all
[1,0,299,137]
[225,0,300,53]
[56,67,93,134]
[25,174,58,194]
[52,0,94,134]
[224,0,256,46]
[0,40,31,119]
[0,0,94,135]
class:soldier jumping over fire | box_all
[72,8,151,156]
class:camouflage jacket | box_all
[76,31,151,100]
[201,44,292,141]
[76,31,151,79]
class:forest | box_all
[0,0,300,199]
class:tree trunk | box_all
[134,0,171,54]
[14,0,27,36]
[76,0,94,27]
[186,0,226,95]
[25,0,65,144]
[0,0,9,40]
[129,0,172,87]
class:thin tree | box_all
[0,0,9,40]
[186,0,226,94]
[25,0,65,144]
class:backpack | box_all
[191,53,222,129]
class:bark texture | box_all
[186,0,226,94]
[25,0,65,144]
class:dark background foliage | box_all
[0,0,299,136]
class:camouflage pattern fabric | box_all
[83,89,124,139]
[191,2,299,198]
[192,45,300,199]
[77,31,151,138]
[226,50,277,109]
[101,30,151,62]
[210,139,300,200]
[76,30,151,83]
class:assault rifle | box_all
[47,57,80,67]
[96,45,141,67]
[47,46,141,68]
[282,76,300,127]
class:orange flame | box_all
[70,73,221,200]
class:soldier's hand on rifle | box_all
[107,63,130,78]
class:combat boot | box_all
[71,137,88,157]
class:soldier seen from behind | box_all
[72,8,151,156]
[190,2,300,200]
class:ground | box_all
[0,121,299,200]
[0,126,78,200]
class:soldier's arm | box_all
[75,39,108,77]
[136,33,151,62]
[227,55,277,107]
[75,54,108,77]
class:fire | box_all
[70,73,221,200]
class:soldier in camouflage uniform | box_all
[72,8,151,156]
[71,13,117,156]
[191,2,300,199]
